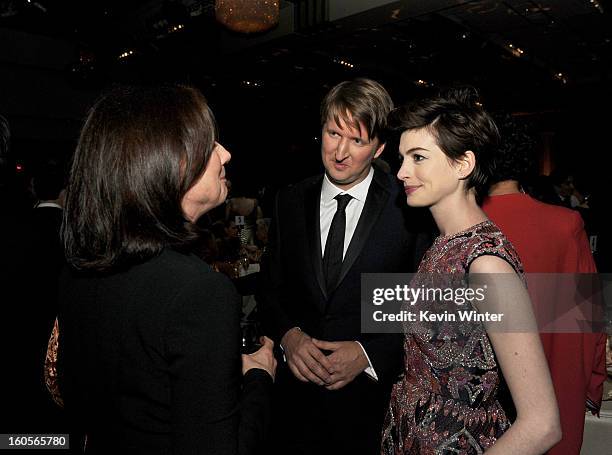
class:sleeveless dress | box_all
[381,220,524,454]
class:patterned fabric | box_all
[44,318,64,408]
[381,221,523,454]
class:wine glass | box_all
[241,320,262,354]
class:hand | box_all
[311,339,369,391]
[281,328,334,385]
[242,336,277,381]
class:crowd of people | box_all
[0,77,608,454]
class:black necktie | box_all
[323,194,353,293]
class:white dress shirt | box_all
[319,167,378,380]
[35,202,62,209]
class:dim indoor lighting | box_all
[216,0,279,34]
[333,58,355,69]
[508,43,525,57]
[118,50,135,60]
[554,72,568,84]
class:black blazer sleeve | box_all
[358,334,404,383]
[359,205,434,383]
[239,369,273,455]
[256,190,294,344]
[164,272,272,455]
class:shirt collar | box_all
[321,166,374,203]
[35,202,62,209]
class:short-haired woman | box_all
[381,88,561,454]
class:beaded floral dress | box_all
[381,221,524,455]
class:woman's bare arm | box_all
[470,255,561,454]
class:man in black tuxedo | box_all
[258,79,428,454]
[27,164,67,354]
[30,164,66,288]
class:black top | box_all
[258,168,430,382]
[255,168,432,453]
[58,249,272,455]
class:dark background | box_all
[1,0,611,194]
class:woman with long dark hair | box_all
[57,85,275,454]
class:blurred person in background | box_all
[482,114,606,455]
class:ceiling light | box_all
[216,0,279,34]
[508,43,525,58]
[118,50,135,60]
[554,72,568,84]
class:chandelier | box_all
[215,0,280,34]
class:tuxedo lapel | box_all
[328,168,390,295]
[304,176,328,301]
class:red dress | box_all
[483,193,607,455]
[381,221,523,454]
